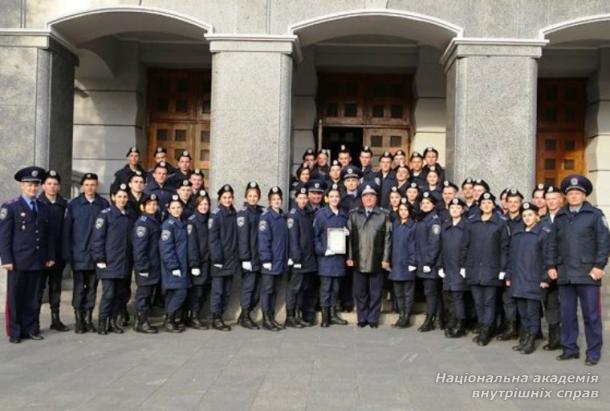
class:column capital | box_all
[205,33,300,59]
[441,38,548,72]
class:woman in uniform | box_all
[388,186,402,223]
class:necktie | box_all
[30,200,37,218]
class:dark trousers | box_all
[471,285,497,327]
[302,275,318,321]
[240,270,260,310]
[542,283,560,326]
[119,277,132,309]
[260,274,281,312]
[559,284,602,361]
[165,288,188,315]
[502,286,517,321]
[72,269,98,310]
[187,284,206,315]
[338,268,354,309]
[135,284,155,313]
[286,271,312,312]
[353,271,384,324]
[43,266,64,310]
[448,291,466,321]
[516,297,540,335]
[211,276,233,314]
[319,276,341,308]
[5,270,44,338]
[99,278,127,319]
[392,280,415,315]
[422,278,440,315]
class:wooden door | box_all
[363,128,410,167]
[147,69,212,173]
[536,79,586,186]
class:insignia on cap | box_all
[156,147,164,153]
[172,195,179,201]
[364,145,370,150]
[384,151,390,156]
[119,184,127,190]
[400,198,407,204]
[443,181,449,186]
[199,190,207,197]
[430,165,436,171]
[523,203,530,209]
[483,193,490,199]
[391,186,398,192]
[224,184,230,191]
[159,161,166,167]
[195,168,201,173]
[135,171,142,176]
[150,194,157,201]
[249,182,257,188]
[452,199,459,205]
[423,192,430,198]
[510,188,517,194]
[299,188,306,194]
[570,177,578,185]
[315,183,320,188]
[366,185,372,190]
[130,146,137,152]
[340,145,346,150]
[32,170,38,177]
[348,168,353,173]
[86,173,92,178]
[410,182,417,188]
[49,170,56,176]
[548,186,554,192]
[538,183,545,189]
[272,186,279,193]
[332,184,339,190]
[182,150,189,156]
[331,160,340,167]
[306,148,313,154]
[182,180,189,186]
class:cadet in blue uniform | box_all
[422,147,445,183]
[176,179,195,219]
[388,186,402,223]
[377,151,397,209]
[415,191,442,332]
[311,149,330,181]
[0,167,54,343]
[236,181,264,329]
[159,195,191,333]
[464,192,510,346]
[126,170,146,219]
[167,150,194,189]
[408,151,426,188]
[307,179,327,212]
[62,173,109,333]
[38,170,69,332]
[209,184,240,331]
[91,183,134,335]
[314,183,349,327]
[111,146,148,193]
[132,193,162,333]
[438,198,469,338]
[506,202,549,354]
[389,198,417,328]
[285,184,317,328]
[144,162,175,213]
[359,146,376,182]
[186,190,212,330]
[546,175,610,366]
[258,187,289,331]
[147,146,177,181]
[405,182,422,221]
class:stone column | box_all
[443,40,544,194]
[207,36,294,203]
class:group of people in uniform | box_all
[1,144,608,366]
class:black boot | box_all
[85,309,97,333]
[543,325,561,351]
[211,313,231,331]
[393,312,405,328]
[121,306,130,327]
[50,309,69,332]
[164,314,182,333]
[240,310,259,329]
[330,307,348,325]
[110,317,124,334]
[74,309,85,334]
[269,311,284,330]
[435,315,445,330]
[97,318,109,335]
[320,307,330,328]
[298,310,314,327]
[447,320,467,338]
[262,312,280,331]
[135,312,158,334]
[187,312,207,330]
[521,332,536,354]
[418,314,435,332]
[285,309,304,328]
[477,326,492,346]
[496,320,518,340]
[512,328,528,351]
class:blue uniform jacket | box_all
[62,194,110,271]
[132,213,162,286]
[463,213,510,287]
[208,205,240,277]
[187,211,211,286]
[287,206,317,274]
[507,222,550,300]
[237,203,264,271]
[389,219,417,281]
[415,211,442,279]
[143,181,175,212]
[0,196,54,271]
[313,206,348,277]
[91,205,134,279]
[38,194,67,266]
[159,216,191,289]
[258,207,289,276]
[439,218,469,291]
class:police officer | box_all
[423,168,443,205]
[438,181,459,223]
[531,183,549,217]
[438,198,469,338]
[189,168,206,195]
[546,175,610,365]
[461,178,476,210]
[186,190,213,330]
[314,183,350,327]
[167,150,194,189]
[126,171,146,219]
[148,146,177,179]
[258,186,289,331]
[389,198,417,328]
[144,162,175,212]
[236,181,264,329]
[311,149,330,181]
[176,179,195,219]
[359,146,376,181]
[307,179,326,212]
[422,147,445,182]
[339,165,362,312]
[337,144,352,168]
[208,184,240,331]
[415,191,442,332]
[111,146,147,193]
[506,202,550,354]
[159,195,191,333]
[377,151,396,209]
[327,160,342,188]
[132,193,162,333]
[285,184,317,328]
[464,192,510,346]
[62,173,109,333]
[0,167,54,343]
[91,183,134,335]
[38,170,69,332]
[409,151,426,188]
[405,182,422,221]
[394,163,411,195]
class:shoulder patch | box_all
[136,226,147,238]
[101,208,111,214]
[237,216,246,227]
[0,207,8,220]
[208,218,214,229]
[287,217,294,229]
[212,208,220,215]
[167,219,175,225]
[542,226,551,233]
[139,215,148,222]
[161,229,171,241]
[187,224,193,235]
[259,219,268,232]
[95,217,104,229]
[188,214,196,221]
[289,208,296,215]
[432,224,441,235]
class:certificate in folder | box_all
[327,227,348,254]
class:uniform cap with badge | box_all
[14,166,46,183]
[480,191,496,203]
[217,184,234,197]
[268,186,283,197]
[358,182,379,197]
[420,190,437,205]
[560,174,593,196]
[341,166,362,180]
[80,172,98,185]
[307,179,327,194]
[126,146,140,156]
[519,201,539,214]
[43,169,61,183]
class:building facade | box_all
[0,0,609,217]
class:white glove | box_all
[408,265,417,272]
[139,272,149,278]
[191,268,201,276]
[325,249,335,256]
[287,258,294,266]
[96,262,106,269]
[213,264,223,269]
[263,262,272,270]
[294,264,302,269]
[242,261,252,271]
[460,268,466,279]
[438,269,445,278]
[423,265,431,273]
[171,269,181,277]
[498,271,506,280]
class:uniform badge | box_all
[136,226,146,238]
[375,177,381,185]
[0,208,7,220]
[20,212,26,217]
[187,224,193,235]
[237,216,245,227]
[208,218,214,229]
[161,229,171,241]
[432,224,441,235]
[95,217,104,229]
[259,220,268,232]
[287,218,294,229]
[570,177,578,186]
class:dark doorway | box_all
[322,127,363,164]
